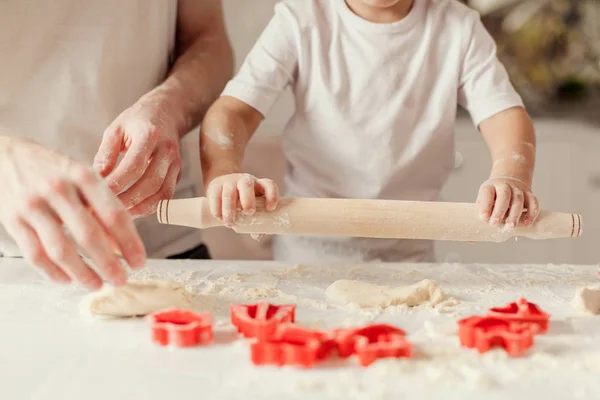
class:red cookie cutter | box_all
[458,316,534,357]
[335,324,412,366]
[230,302,296,340]
[487,298,550,334]
[250,324,335,368]
[148,309,214,348]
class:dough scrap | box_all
[81,280,193,318]
[573,285,600,314]
[325,279,445,309]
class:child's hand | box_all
[476,177,539,228]
[206,173,279,227]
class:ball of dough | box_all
[325,279,445,309]
[81,280,193,318]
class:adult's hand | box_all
[0,137,146,290]
[93,93,183,218]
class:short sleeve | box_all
[458,15,524,127]
[221,4,299,117]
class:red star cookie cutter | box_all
[230,302,296,340]
[148,309,214,348]
[458,316,534,357]
[487,298,550,334]
[335,324,412,366]
[250,324,335,368]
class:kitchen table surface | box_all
[1,258,599,400]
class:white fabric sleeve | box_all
[221,4,299,117]
[458,15,524,127]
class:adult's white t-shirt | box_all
[0,0,203,258]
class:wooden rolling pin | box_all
[156,197,582,243]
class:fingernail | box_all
[490,218,499,226]
[506,221,516,229]
[479,212,489,221]
[129,253,146,269]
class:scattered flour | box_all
[512,153,527,163]
[273,212,291,228]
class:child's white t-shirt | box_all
[222,0,524,202]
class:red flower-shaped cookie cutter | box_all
[230,302,296,340]
[148,309,214,347]
[458,316,534,357]
[487,298,550,334]
[250,324,335,368]
[335,324,412,366]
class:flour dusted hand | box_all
[81,280,193,318]
[477,107,539,229]
[0,137,146,290]
[206,173,279,227]
[476,177,539,228]
[93,91,183,218]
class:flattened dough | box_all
[81,280,193,318]
[325,279,445,308]
[573,285,600,314]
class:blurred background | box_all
[198,0,600,265]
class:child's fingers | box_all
[221,183,238,227]
[505,187,524,228]
[207,182,223,220]
[523,192,540,226]
[490,183,512,226]
[256,178,279,211]
[476,184,495,222]
[237,176,257,214]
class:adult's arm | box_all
[94,0,234,217]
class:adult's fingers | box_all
[105,125,158,194]
[476,184,495,222]
[221,182,238,227]
[505,187,524,228]
[490,183,512,226]
[523,192,540,226]
[6,218,71,284]
[93,126,123,178]
[256,178,279,211]
[25,200,103,290]
[74,168,146,270]
[128,163,179,218]
[118,147,176,210]
[237,175,256,214]
[48,181,126,286]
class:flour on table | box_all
[325,279,445,308]
[81,280,193,318]
[573,285,600,314]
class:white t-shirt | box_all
[0,0,203,258]
[223,0,524,202]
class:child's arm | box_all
[201,97,278,227]
[477,107,538,228]
[200,3,300,226]
[457,13,539,227]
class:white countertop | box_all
[1,259,599,400]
